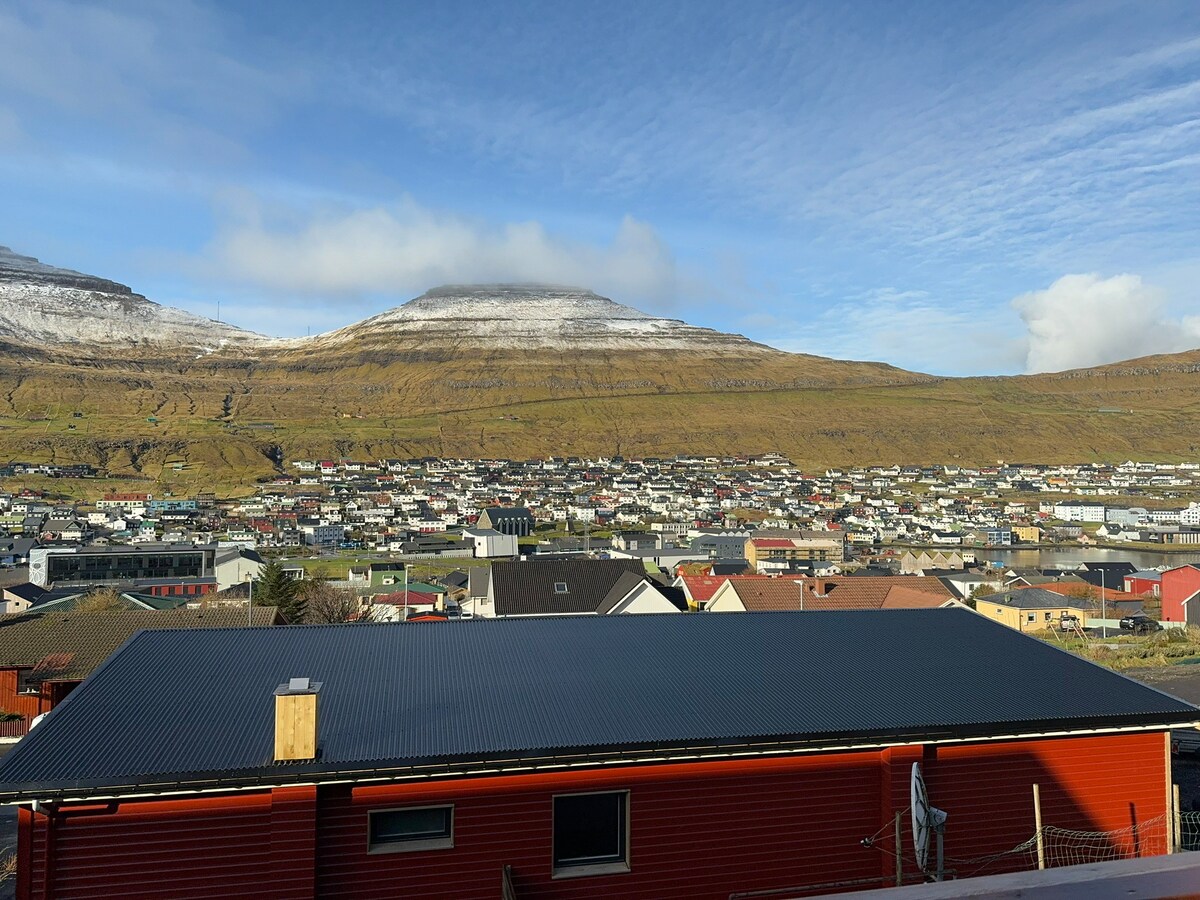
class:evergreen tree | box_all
[254,560,305,623]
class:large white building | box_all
[1053,501,1107,523]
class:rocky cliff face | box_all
[0,246,263,349]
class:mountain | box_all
[312,284,776,353]
[0,246,262,349]
[0,245,1198,489]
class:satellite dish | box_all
[911,762,948,878]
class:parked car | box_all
[1058,614,1082,632]
[1119,615,1163,634]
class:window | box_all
[554,582,569,594]
[553,791,629,877]
[1044,612,1052,621]
[368,806,453,853]
[1026,613,1036,623]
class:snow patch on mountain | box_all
[0,246,264,348]
[315,284,773,352]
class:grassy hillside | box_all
[3,344,1199,490]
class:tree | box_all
[254,560,305,623]
[74,587,126,612]
[1060,582,1098,601]
[300,580,361,624]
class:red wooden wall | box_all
[1162,565,1200,622]
[18,731,1170,900]
[0,670,75,720]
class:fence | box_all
[0,717,30,739]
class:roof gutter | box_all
[4,718,1197,807]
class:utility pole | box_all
[1100,570,1106,639]
[247,575,253,626]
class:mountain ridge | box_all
[0,246,263,349]
[1,245,1199,488]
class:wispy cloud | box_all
[0,0,299,164]
[202,195,690,312]
[760,288,1026,376]
[1013,273,1200,373]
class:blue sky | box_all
[1,0,1199,375]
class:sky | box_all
[1,0,1199,375]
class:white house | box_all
[463,527,518,558]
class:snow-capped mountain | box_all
[0,246,263,349]
[311,284,774,353]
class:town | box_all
[0,452,1196,621]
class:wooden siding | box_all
[0,670,46,721]
[927,731,1169,876]
[22,793,275,900]
[18,731,1173,899]
[316,751,885,900]
[1162,566,1200,623]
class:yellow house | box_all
[1012,525,1042,544]
[974,588,1094,633]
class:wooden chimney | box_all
[273,677,322,762]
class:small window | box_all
[553,791,629,877]
[368,806,453,854]
[554,582,569,594]
[1044,612,1052,621]
[1026,613,1035,623]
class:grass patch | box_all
[1039,626,1200,670]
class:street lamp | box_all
[1099,570,1106,639]
[246,574,254,626]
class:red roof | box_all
[752,538,796,548]
[679,575,772,604]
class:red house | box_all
[0,610,1195,899]
[0,607,284,726]
[1161,563,1200,624]
[1125,571,1163,598]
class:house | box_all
[1125,570,1163,597]
[745,533,844,571]
[0,611,1194,899]
[474,507,535,536]
[367,562,407,589]
[479,558,680,617]
[0,607,283,724]
[1161,564,1200,625]
[898,550,964,574]
[707,576,956,613]
[1012,524,1041,544]
[611,531,660,552]
[461,527,518,558]
[675,574,773,610]
[0,537,38,567]
[974,588,1097,633]
[0,583,44,615]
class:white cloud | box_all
[1013,273,1200,373]
[204,197,687,309]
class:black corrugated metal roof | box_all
[0,609,1195,802]
[490,557,646,615]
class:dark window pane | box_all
[554,793,625,867]
[370,807,452,846]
